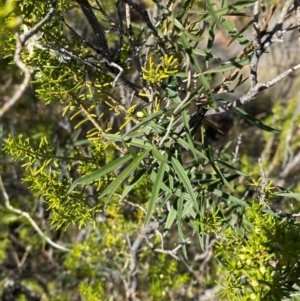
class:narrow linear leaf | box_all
[177,190,184,227]
[144,162,166,226]
[234,107,280,133]
[100,149,151,203]
[177,198,187,259]
[164,206,177,236]
[183,29,204,42]
[124,103,178,137]
[177,0,194,20]
[181,109,198,160]
[119,169,148,203]
[192,48,217,58]
[202,56,251,74]
[152,145,168,163]
[215,160,249,176]
[171,156,199,212]
[191,0,256,24]
[208,187,249,207]
[277,192,300,201]
[67,154,131,193]
[102,133,152,149]
[180,32,191,50]
[203,136,234,191]
[182,198,197,218]
[149,169,172,194]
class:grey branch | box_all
[127,221,159,300]
[44,45,149,105]
[75,0,110,59]
[203,61,300,117]
[0,2,57,118]
[182,1,300,130]
[0,175,70,252]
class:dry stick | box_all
[180,0,299,131]
[205,45,300,116]
[282,96,300,167]
[75,0,110,59]
[294,0,300,42]
[43,44,148,105]
[115,0,125,62]
[0,175,70,252]
[128,221,159,299]
[0,2,57,118]
[280,150,300,179]
[121,0,160,40]
[251,1,262,88]
[75,0,148,104]
[121,0,166,54]
[258,157,267,205]
[232,134,242,164]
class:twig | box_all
[179,2,300,132]
[258,157,270,208]
[204,61,300,117]
[282,97,300,167]
[44,44,149,105]
[115,0,125,62]
[0,175,70,252]
[152,241,187,261]
[128,221,159,300]
[75,0,110,59]
[295,0,300,42]
[232,134,242,164]
[0,1,57,118]
[280,150,300,179]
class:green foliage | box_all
[141,55,178,85]
[149,253,189,300]
[78,282,107,301]
[3,134,116,228]
[1,0,300,300]
[0,0,21,28]
[216,202,300,301]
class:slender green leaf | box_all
[164,205,177,236]
[192,48,218,58]
[119,169,148,203]
[149,169,172,194]
[215,160,249,176]
[177,189,184,226]
[182,195,197,218]
[202,56,251,74]
[180,109,198,160]
[123,103,178,138]
[180,33,191,50]
[207,187,249,207]
[67,154,131,193]
[171,156,199,212]
[177,192,187,259]
[183,29,204,42]
[221,18,249,46]
[177,0,195,20]
[191,0,256,24]
[144,162,166,226]
[234,107,280,133]
[103,133,152,149]
[206,0,223,29]
[152,145,168,163]
[203,136,234,191]
[277,192,300,201]
[205,22,217,68]
[100,149,151,204]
